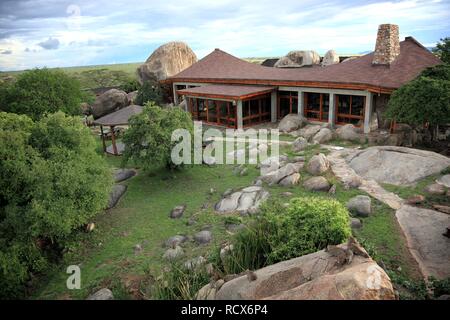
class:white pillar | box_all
[298,91,304,116]
[364,92,373,133]
[328,93,335,128]
[270,91,277,122]
[237,100,243,129]
[173,83,179,105]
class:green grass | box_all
[32,134,423,299]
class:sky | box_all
[0,0,449,71]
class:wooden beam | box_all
[110,126,118,156]
[100,125,106,153]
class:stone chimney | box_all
[372,24,400,65]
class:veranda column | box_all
[173,83,179,105]
[270,91,277,122]
[328,93,336,128]
[237,100,243,129]
[363,92,373,133]
[298,91,304,116]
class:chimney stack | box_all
[372,24,400,65]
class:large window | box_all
[336,95,365,126]
[187,98,237,128]
[278,91,298,119]
[304,92,329,122]
[243,94,271,127]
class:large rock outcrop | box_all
[91,89,129,119]
[215,186,269,215]
[274,50,320,68]
[347,146,450,185]
[137,42,197,83]
[200,239,395,300]
[321,50,340,66]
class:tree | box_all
[122,102,193,170]
[75,68,133,90]
[432,37,450,64]
[420,63,450,81]
[135,79,164,105]
[384,76,450,139]
[0,68,84,120]
[0,112,112,298]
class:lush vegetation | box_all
[216,197,351,274]
[135,79,164,106]
[122,102,193,170]
[432,37,450,64]
[0,69,86,120]
[385,63,450,139]
[72,68,134,91]
[0,112,112,299]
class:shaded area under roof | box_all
[170,37,441,92]
[177,84,275,100]
[93,105,143,126]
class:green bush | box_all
[218,198,351,274]
[135,80,163,105]
[432,37,450,64]
[152,263,210,300]
[122,102,193,170]
[0,68,84,120]
[0,112,112,298]
[120,79,141,93]
[420,64,450,81]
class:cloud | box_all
[0,0,449,71]
[37,37,60,50]
[1,49,12,54]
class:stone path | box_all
[324,145,450,280]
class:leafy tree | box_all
[384,76,450,139]
[0,68,84,120]
[122,102,193,170]
[135,79,164,105]
[432,37,450,64]
[74,68,133,90]
[0,112,112,298]
[420,63,450,81]
[120,79,141,93]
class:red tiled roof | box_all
[170,37,441,92]
[177,84,274,100]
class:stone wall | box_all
[372,24,400,65]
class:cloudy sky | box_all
[0,0,449,71]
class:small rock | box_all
[107,184,127,209]
[336,124,360,141]
[114,168,136,183]
[194,230,212,244]
[225,223,246,233]
[134,244,143,254]
[437,294,450,300]
[306,153,330,175]
[281,191,293,197]
[328,185,337,195]
[424,183,446,195]
[278,173,301,186]
[86,223,95,232]
[163,245,184,260]
[254,179,263,186]
[184,256,207,270]
[196,283,216,300]
[350,218,362,229]
[406,195,426,205]
[292,137,308,152]
[165,235,188,248]
[220,244,234,263]
[436,174,450,188]
[346,176,362,189]
[169,205,186,219]
[187,216,197,226]
[303,176,331,192]
[87,288,114,300]
[240,168,248,176]
[347,195,371,217]
[312,128,333,144]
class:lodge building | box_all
[167,24,441,133]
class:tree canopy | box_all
[135,79,164,106]
[122,102,193,170]
[0,112,112,298]
[0,68,84,120]
[432,37,450,64]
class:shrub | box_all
[420,63,450,81]
[218,198,351,273]
[432,37,450,64]
[0,112,112,298]
[120,79,141,93]
[0,68,84,120]
[122,102,193,170]
[152,263,210,300]
[135,79,163,105]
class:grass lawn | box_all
[33,135,423,299]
